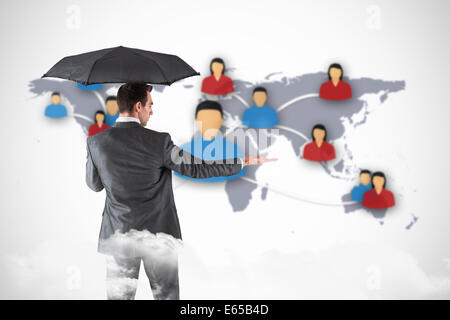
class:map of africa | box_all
[29,72,406,222]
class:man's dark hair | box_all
[328,63,344,80]
[117,83,152,113]
[195,100,223,118]
[105,96,117,103]
[311,124,327,141]
[371,171,386,189]
[360,169,371,176]
[94,110,105,122]
[253,87,267,95]
[209,57,225,75]
[51,92,60,97]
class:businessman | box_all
[86,83,276,300]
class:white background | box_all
[0,0,449,299]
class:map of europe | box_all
[29,72,406,221]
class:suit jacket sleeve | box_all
[86,140,104,192]
[162,133,243,178]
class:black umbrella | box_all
[42,46,200,85]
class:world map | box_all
[29,72,406,223]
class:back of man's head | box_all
[117,83,153,114]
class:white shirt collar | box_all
[115,116,141,124]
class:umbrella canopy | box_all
[42,46,200,85]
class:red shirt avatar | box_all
[88,123,110,136]
[319,80,352,101]
[319,63,352,101]
[362,172,395,209]
[201,74,234,95]
[362,189,395,209]
[201,58,234,95]
[303,141,336,162]
[88,110,110,136]
[302,124,336,162]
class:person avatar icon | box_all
[362,171,396,209]
[201,58,234,96]
[174,100,246,182]
[351,169,373,203]
[88,110,110,136]
[44,92,68,119]
[77,82,103,91]
[319,63,352,101]
[302,124,336,162]
[242,87,279,129]
[104,96,119,126]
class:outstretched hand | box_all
[242,155,278,167]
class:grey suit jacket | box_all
[86,121,243,254]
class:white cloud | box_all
[1,233,450,299]
[179,241,450,299]
[99,229,182,261]
[105,276,138,300]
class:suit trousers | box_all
[105,253,179,300]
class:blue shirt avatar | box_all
[105,112,119,126]
[174,134,245,182]
[242,105,279,129]
[45,104,68,119]
[77,83,103,90]
[351,183,373,203]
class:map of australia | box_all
[29,72,405,219]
